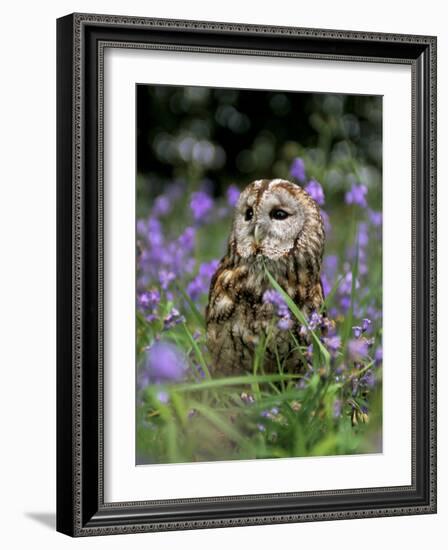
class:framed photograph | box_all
[56,13,437,536]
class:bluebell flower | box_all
[139,342,187,386]
[159,270,176,290]
[357,222,369,247]
[152,195,171,217]
[226,184,240,207]
[262,289,292,330]
[190,191,213,223]
[305,179,325,205]
[290,157,306,182]
[345,183,368,208]
[375,346,383,365]
[187,259,219,301]
[178,226,196,251]
[360,369,376,389]
[348,339,369,362]
[156,390,170,404]
[277,317,293,331]
[308,311,323,330]
[333,399,342,418]
[368,209,383,226]
[320,209,331,233]
[138,289,160,311]
[163,308,185,330]
[323,335,341,356]
[324,255,338,279]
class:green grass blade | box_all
[191,401,248,448]
[342,228,359,345]
[264,267,330,367]
[320,274,344,312]
[173,373,304,393]
[183,323,212,380]
[252,332,270,399]
[176,284,206,329]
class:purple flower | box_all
[305,179,325,205]
[277,317,293,331]
[324,335,341,355]
[138,289,160,311]
[352,326,363,339]
[290,157,306,182]
[321,273,331,298]
[190,191,213,222]
[360,369,376,389]
[333,399,342,418]
[320,209,331,233]
[362,318,372,332]
[199,260,219,279]
[262,290,292,330]
[139,342,187,386]
[324,255,338,279]
[368,209,383,227]
[357,223,369,248]
[263,289,291,319]
[339,296,351,311]
[152,195,171,217]
[159,270,176,290]
[178,227,196,251]
[348,339,369,362]
[156,390,170,404]
[227,184,240,207]
[257,423,266,432]
[345,183,368,208]
[240,392,255,405]
[308,311,323,330]
[187,277,204,301]
[262,290,285,310]
[136,219,148,237]
[366,305,382,322]
[339,271,360,295]
[163,308,185,330]
[147,217,164,247]
[375,346,383,365]
[187,259,219,300]
[192,363,207,380]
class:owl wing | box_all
[309,278,326,312]
[205,258,236,325]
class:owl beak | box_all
[254,224,261,245]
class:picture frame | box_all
[56,12,437,537]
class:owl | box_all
[206,178,325,376]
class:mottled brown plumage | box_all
[206,179,325,375]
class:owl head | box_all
[229,178,325,265]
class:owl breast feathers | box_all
[205,178,325,376]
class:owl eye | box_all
[270,208,289,220]
[244,207,254,221]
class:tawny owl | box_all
[206,178,325,376]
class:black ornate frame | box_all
[56,13,437,537]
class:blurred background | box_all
[136,85,382,214]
